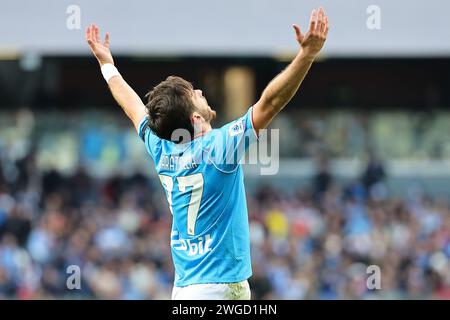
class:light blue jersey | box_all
[138,107,258,287]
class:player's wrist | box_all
[100,63,120,83]
[298,48,317,61]
[99,60,114,66]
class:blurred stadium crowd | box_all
[0,110,449,299]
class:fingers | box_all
[86,25,95,47]
[94,25,100,43]
[323,16,329,38]
[308,7,328,36]
[104,32,110,48]
[292,24,303,42]
[85,25,91,43]
[85,24,111,48]
[318,7,328,36]
[308,9,317,32]
[317,7,324,33]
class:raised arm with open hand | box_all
[252,7,329,133]
[86,24,146,131]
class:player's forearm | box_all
[108,76,145,117]
[260,49,315,114]
[104,73,147,130]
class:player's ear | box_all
[190,112,205,138]
[190,112,204,125]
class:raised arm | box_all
[86,24,146,132]
[252,7,329,133]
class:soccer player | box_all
[86,7,328,300]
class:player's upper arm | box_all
[130,107,147,133]
[107,75,147,132]
[252,97,279,135]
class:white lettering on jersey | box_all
[171,232,213,256]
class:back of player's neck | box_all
[193,124,212,139]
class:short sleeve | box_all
[137,116,161,160]
[209,107,259,172]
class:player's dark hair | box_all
[145,76,195,143]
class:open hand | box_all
[292,7,329,58]
[86,24,114,66]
